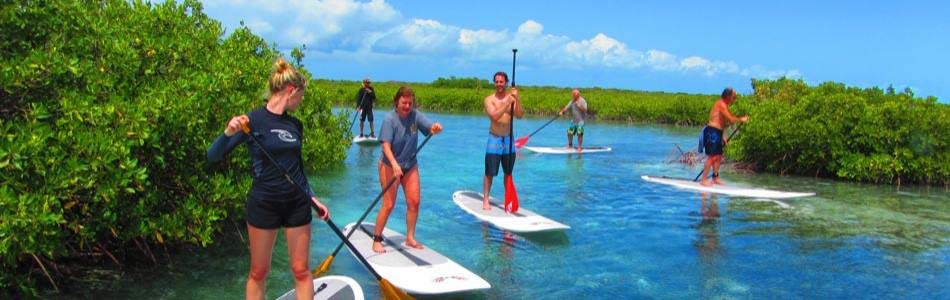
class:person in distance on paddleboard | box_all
[558,89,588,151]
[356,78,377,138]
[206,57,331,300]
[482,71,523,210]
[372,86,443,253]
[699,87,749,187]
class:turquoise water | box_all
[70,111,948,299]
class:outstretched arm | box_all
[719,102,748,124]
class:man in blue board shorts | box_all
[483,71,523,210]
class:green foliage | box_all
[732,78,949,185]
[431,76,493,89]
[318,80,715,125]
[0,0,346,296]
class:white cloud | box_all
[245,19,273,34]
[371,19,459,55]
[517,20,544,35]
[204,0,796,78]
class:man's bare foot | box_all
[482,199,491,210]
[372,241,386,253]
[404,239,424,250]
[700,179,712,187]
[712,177,724,185]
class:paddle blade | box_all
[380,278,415,300]
[311,255,334,277]
[514,136,529,149]
[504,175,519,213]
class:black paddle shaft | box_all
[693,125,742,181]
[524,115,559,140]
[509,49,517,165]
[241,126,386,280]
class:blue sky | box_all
[202,0,949,100]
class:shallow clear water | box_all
[70,110,949,299]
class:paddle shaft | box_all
[509,48,517,156]
[693,125,742,181]
[522,115,559,141]
[328,134,433,256]
[240,124,387,281]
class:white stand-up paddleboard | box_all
[352,136,380,146]
[641,175,816,199]
[453,191,570,232]
[523,146,611,154]
[275,275,364,300]
[342,223,491,295]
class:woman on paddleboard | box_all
[372,86,443,253]
[206,57,330,300]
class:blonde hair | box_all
[269,57,307,94]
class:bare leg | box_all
[577,133,584,150]
[373,161,398,253]
[402,167,423,249]
[482,176,493,210]
[566,132,573,148]
[284,224,313,300]
[246,224,278,300]
[700,155,714,187]
[712,155,724,185]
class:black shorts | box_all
[702,126,724,155]
[246,194,312,229]
[360,107,374,122]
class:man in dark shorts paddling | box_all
[699,87,749,186]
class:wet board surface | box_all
[453,191,570,232]
[641,175,816,199]
[352,136,381,146]
[342,223,491,295]
[275,275,364,300]
[523,146,611,154]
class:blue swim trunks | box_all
[701,126,724,155]
[485,133,515,177]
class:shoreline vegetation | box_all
[1,0,947,298]
[314,77,949,187]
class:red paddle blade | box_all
[504,175,519,213]
[514,136,529,149]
